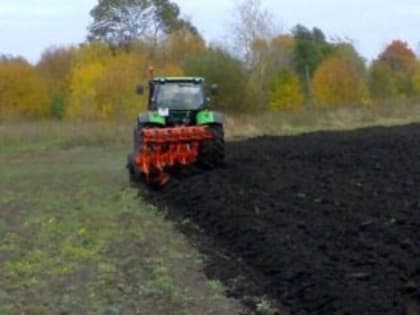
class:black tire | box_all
[128,123,159,184]
[127,154,140,184]
[133,124,143,154]
[127,124,144,184]
[198,124,225,169]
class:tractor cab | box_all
[137,77,217,126]
[147,77,208,110]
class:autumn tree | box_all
[159,28,206,65]
[37,46,77,119]
[368,62,396,102]
[88,0,198,46]
[269,70,304,111]
[0,57,49,120]
[312,53,368,107]
[94,51,183,120]
[412,61,420,99]
[292,24,334,98]
[183,47,248,111]
[369,40,417,102]
[334,42,366,74]
[65,43,113,120]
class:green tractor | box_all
[127,76,225,186]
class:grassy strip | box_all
[225,103,420,139]
[0,145,241,315]
[2,103,420,154]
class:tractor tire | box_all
[198,124,225,169]
[128,124,145,184]
[127,154,140,184]
[128,123,159,184]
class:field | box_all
[0,129,243,314]
[1,107,420,314]
[147,123,420,314]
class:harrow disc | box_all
[134,126,214,186]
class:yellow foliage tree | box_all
[74,42,112,67]
[0,58,49,120]
[162,29,206,65]
[65,42,115,120]
[312,55,368,107]
[95,52,149,120]
[37,46,77,95]
[269,70,304,111]
[66,62,106,120]
[37,46,77,119]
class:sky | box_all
[1,0,419,63]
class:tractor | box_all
[127,75,225,186]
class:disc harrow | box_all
[134,126,214,186]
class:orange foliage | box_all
[2,30,419,120]
[374,40,417,98]
[312,56,368,107]
[378,40,416,75]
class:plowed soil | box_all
[146,124,420,314]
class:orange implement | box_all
[134,126,214,186]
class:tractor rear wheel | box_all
[127,154,140,184]
[199,124,225,169]
[128,123,156,184]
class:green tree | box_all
[88,0,198,46]
[368,62,396,102]
[183,48,248,112]
[292,24,334,97]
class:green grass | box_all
[2,103,419,314]
[0,139,242,314]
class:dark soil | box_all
[145,124,420,315]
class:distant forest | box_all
[1,0,419,121]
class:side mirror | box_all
[210,84,218,96]
[136,84,145,95]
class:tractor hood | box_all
[138,110,224,126]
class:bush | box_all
[269,70,304,111]
[183,48,250,112]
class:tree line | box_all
[1,0,420,121]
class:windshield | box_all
[155,83,204,110]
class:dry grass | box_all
[2,103,420,153]
[0,120,132,153]
[225,103,420,139]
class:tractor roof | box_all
[151,77,205,83]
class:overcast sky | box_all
[1,0,419,63]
